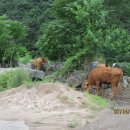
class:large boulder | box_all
[121,76,129,88]
[66,75,82,88]
[66,71,87,88]
[17,62,27,68]
[24,68,45,80]
[47,62,64,72]
[17,62,45,80]
[18,62,32,69]
[0,68,16,74]
[26,63,32,69]
[123,76,128,81]
[127,77,130,84]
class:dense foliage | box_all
[37,0,130,75]
[0,0,130,75]
[0,16,28,66]
[37,0,108,60]
[105,0,130,30]
[96,26,130,64]
[116,62,130,76]
[0,0,53,50]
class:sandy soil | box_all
[0,83,99,130]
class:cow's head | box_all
[83,80,92,92]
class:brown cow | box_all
[83,67,123,99]
[32,57,48,71]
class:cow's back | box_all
[88,67,123,84]
[33,58,43,70]
[88,67,104,84]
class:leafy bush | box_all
[18,53,32,64]
[58,47,94,76]
[3,44,30,66]
[0,68,31,91]
[97,26,130,64]
[117,62,130,76]
[0,16,27,63]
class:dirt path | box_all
[78,87,130,130]
[0,83,99,130]
[0,83,129,130]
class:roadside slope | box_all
[0,83,106,130]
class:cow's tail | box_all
[119,70,123,88]
[120,70,123,82]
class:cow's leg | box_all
[111,83,117,100]
[115,82,120,97]
[100,83,104,96]
[96,81,101,96]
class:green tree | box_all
[0,16,27,65]
[37,0,130,75]
[96,25,130,65]
[37,0,108,60]
[0,0,53,52]
[105,0,130,31]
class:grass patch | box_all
[23,80,35,88]
[42,76,56,83]
[18,53,32,64]
[84,92,108,109]
[42,71,59,83]
[68,121,78,128]
[0,68,32,91]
